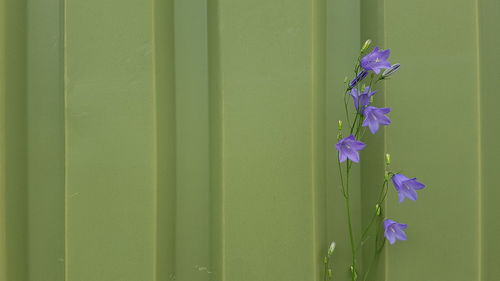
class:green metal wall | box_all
[0,0,498,280]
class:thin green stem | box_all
[344,160,357,281]
[324,256,329,281]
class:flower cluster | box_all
[327,40,427,281]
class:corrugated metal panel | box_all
[0,0,498,280]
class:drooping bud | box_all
[382,63,401,78]
[361,39,372,52]
[338,120,343,131]
[385,153,391,165]
[375,204,381,216]
[349,70,368,88]
[328,241,336,256]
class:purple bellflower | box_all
[391,173,426,203]
[335,135,366,163]
[362,106,391,134]
[349,86,377,112]
[349,70,368,88]
[383,219,408,245]
[360,47,391,74]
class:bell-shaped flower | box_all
[391,173,426,203]
[360,47,392,74]
[349,86,376,112]
[362,106,391,134]
[383,219,408,244]
[335,135,366,163]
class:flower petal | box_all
[385,231,397,244]
[384,219,396,229]
[395,229,407,241]
[407,178,426,190]
[402,185,418,201]
[345,149,360,163]
[338,151,347,163]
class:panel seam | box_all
[474,0,482,279]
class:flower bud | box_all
[328,269,332,278]
[349,70,368,88]
[338,120,343,131]
[344,76,348,83]
[375,204,381,216]
[350,266,358,280]
[385,153,391,165]
[328,241,336,256]
[382,63,401,78]
[361,39,372,52]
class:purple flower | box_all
[349,86,376,112]
[383,219,408,245]
[360,47,391,74]
[391,173,426,203]
[335,135,366,163]
[362,106,391,134]
[349,70,368,88]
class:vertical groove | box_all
[382,0,388,280]
[154,0,177,280]
[311,0,326,279]
[474,0,482,279]
[2,0,28,279]
[0,1,6,278]
[61,0,67,279]
[207,0,224,279]
[62,0,69,277]
[26,0,66,277]
[151,0,158,279]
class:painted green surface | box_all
[0,0,499,280]
[0,1,28,280]
[361,0,487,281]
[478,0,500,279]
[208,0,326,280]
[154,0,177,280]
[64,0,170,279]
[326,0,363,280]
[26,0,65,280]
[174,1,211,281]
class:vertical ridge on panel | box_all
[208,0,326,280]
[64,1,157,280]
[383,0,480,280]
[0,0,7,277]
[174,0,211,281]
[0,0,28,280]
[360,1,387,280]
[154,0,177,280]
[312,0,327,279]
[207,0,223,279]
[326,0,362,280]
[26,0,66,279]
[478,0,500,279]
[0,2,7,279]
